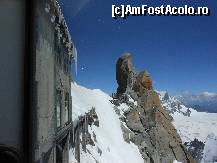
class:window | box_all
[54,32,61,64]
[56,90,61,128]
[64,92,69,123]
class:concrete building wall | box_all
[33,0,74,162]
[35,5,56,161]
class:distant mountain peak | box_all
[175,91,217,113]
[157,91,191,117]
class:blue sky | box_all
[60,0,217,95]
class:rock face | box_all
[114,53,195,163]
[116,53,136,95]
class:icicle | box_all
[73,47,78,76]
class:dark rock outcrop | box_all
[114,53,195,163]
[184,139,205,163]
[116,53,136,96]
[163,92,170,101]
[72,108,99,162]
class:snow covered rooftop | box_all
[44,0,77,58]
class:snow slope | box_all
[172,109,217,143]
[70,83,143,163]
[158,91,217,163]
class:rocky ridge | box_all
[112,53,195,163]
[157,91,205,163]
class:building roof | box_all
[44,0,77,58]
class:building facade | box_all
[32,0,76,162]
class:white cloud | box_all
[202,91,217,97]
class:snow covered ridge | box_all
[70,82,144,163]
[157,91,192,117]
[158,91,217,163]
